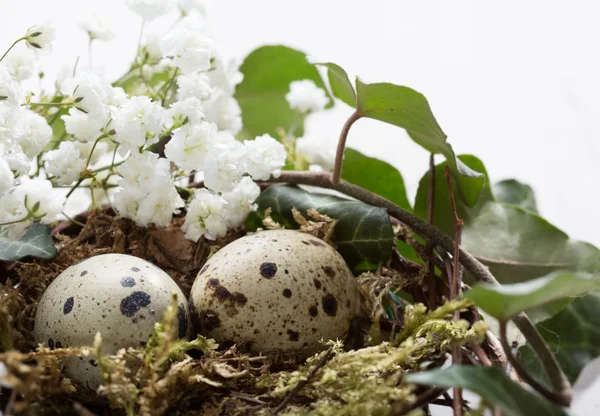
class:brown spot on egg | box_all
[322,294,338,317]
[198,309,221,331]
[80,270,88,277]
[63,297,74,314]
[283,289,292,298]
[313,279,322,289]
[309,305,318,317]
[287,329,299,341]
[260,262,277,278]
[323,266,335,278]
[309,239,325,247]
[206,279,247,315]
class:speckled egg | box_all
[189,230,360,358]
[34,254,190,392]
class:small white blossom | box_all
[161,28,215,73]
[62,107,107,142]
[3,48,37,81]
[176,72,214,101]
[0,178,65,239]
[73,84,106,116]
[201,91,242,134]
[125,0,173,21]
[285,79,328,113]
[0,157,14,194]
[118,151,171,189]
[111,96,165,154]
[4,146,31,175]
[25,24,56,51]
[143,34,164,62]
[17,109,52,159]
[167,97,205,127]
[0,65,24,105]
[79,14,115,41]
[164,121,218,170]
[222,176,260,227]
[203,140,245,192]
[295,135,336,171]
[0,105,24,145]
[243,134,287,180]
[182,188,228,241]
[136,177,185,227]
[42,141,85,185]
[206,57,243,95]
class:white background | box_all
[1,0,599,413]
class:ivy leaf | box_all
[354,79,484,188]
[465,271,600,321]
[246,185,393,273]
[236,45,331,139]
[494,179,539,213]
[314,62,356,107]
[0,223,57,261]
[341,148,412,212]
[414,155,493,236]
[462,202,600,284]
[405,366,569,416]
[519,293,600,385]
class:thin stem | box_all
[444,165,464,302]
[62,211,86,227]
[25,102,72,107]
[160,68,180,105]
[137,20,145,53]
[85,133,109,169]
[255,170,572,396]
[0,37,25,62]
[332,110,362,183]
[498,320,571,407]
[88,37,93,67]
[0,214,32,227]
[424,153,438,309]
[66,178,85,199]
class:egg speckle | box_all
[189,230,360,358]
[34,253,190,390]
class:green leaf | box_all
[404,366,569,416]
[355,79,483,185]
[465,271,600,320]
[0,223,57,261]
[314,62,356,107]
[246,185,393,273]
[462,202,600,283]
[494,179,539,213]
[519,293,600,385]
[414,155,493,236]
[341,148,412,212]
[236,45,331,139]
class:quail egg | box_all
[34,253,190,392]
[189,230,360,358]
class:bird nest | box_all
[0,210,485,415]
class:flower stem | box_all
[0,37,25,62]
[0,213,32,227]
[160,68,180,106]
[25,102,72,108]
[85,133,109,169]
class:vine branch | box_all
[332,110,362,184]
[259,170,572,402]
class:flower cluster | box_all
[0,1,287,243]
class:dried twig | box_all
[273,346,335,414]
[424,153,438,309]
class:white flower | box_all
[143,34,164,62]
[222,176,260,227]
[201,91,242,134]
[161,28,215,73]
[176,72,214,101]
[0,105,24,145]
[136,177,185,227]
[182,188,228,241]
[4,146,31,174]
[243,134,287,180]
[0,65,24,104]
[73,84,106,116]
[285,79,328,113]
[17,109,52,159]
[111,96,165,154]
[25,24,56,51]
[0,157,14,194]
[3,48,37,81]
[206,57,243,95]
[125,0,173,21]
[72,140,110,167]
[79,14,115,41]
[164,121,218,170]
[62,107,107,142]
[203,139,245,192]
[42,141,85,185]
[118,151,171,190]
[0,178,65,240]
[114,152,183,228]
[295,135,336,171]
[177,0,207,16]
[168,97,205,127]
